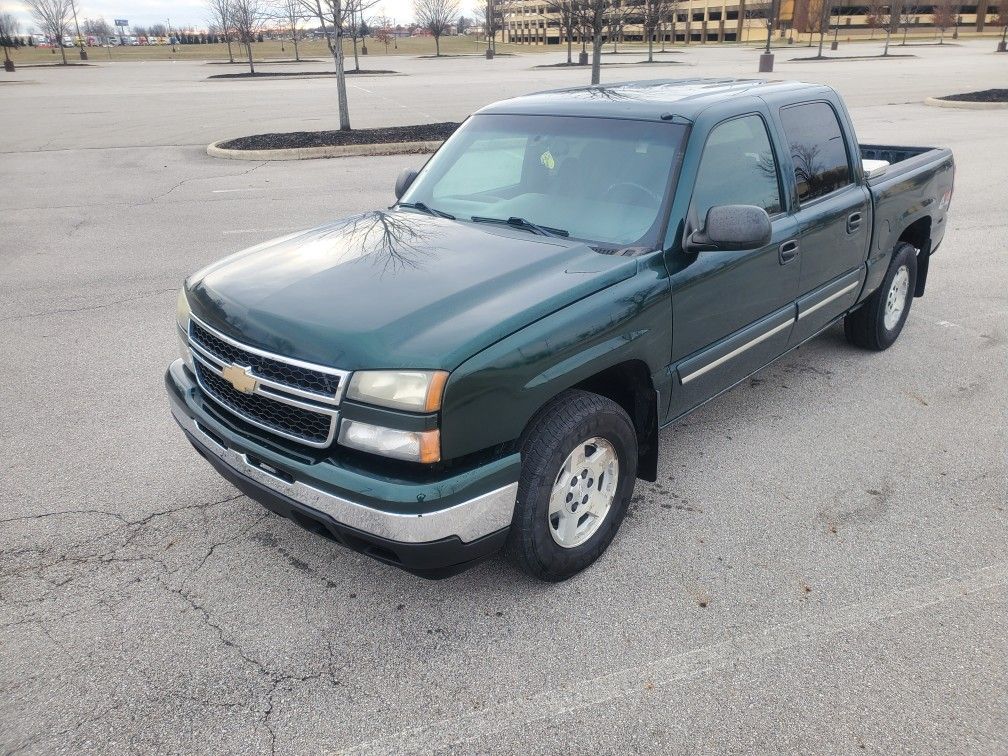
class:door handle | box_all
[779,239,799,264]
[847,212,862,234]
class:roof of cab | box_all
[476,78,829,122]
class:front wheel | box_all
[844,242,919,351]
[506,390,638,582]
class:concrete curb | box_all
[206,139,443,161]
[924,96,1008,110]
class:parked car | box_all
[167,79,954,581]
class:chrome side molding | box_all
[680,317,794,385]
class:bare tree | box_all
[745,0,782,56]
[414,0,459,56]
[374,14,394,51]
[607,0,630,52]
[815,0,833,56]
[1,10,20,70]
[149,23,167,36]
[640,0,671,62]
[898,2,917,43]
[545,0,576,62]
[301,0,353,129]
[25,0,71,64]
[931,0,955,42]
[879,2,895,55]
[231,0,269,74]
[82,17,111,39]
[207,0,236,62]
[580,0,608,84]
[996,2,1008,48]
[275,0,304,60]
[347,0,381,71]
[865,0,884,38]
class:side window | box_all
[692,115,782,225]
[779,102,853,203]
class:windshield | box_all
[400,114,688,249]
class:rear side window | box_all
[691,114,782,223]
[779,102,852,203]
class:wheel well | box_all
[899,216,932,297]
[573,361,659,482]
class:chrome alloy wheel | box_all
[884,264,910,330]
[548,437,619,549]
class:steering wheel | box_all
[604,181,661,206]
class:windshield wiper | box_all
[470,215,569,238]
[398,201,455,220]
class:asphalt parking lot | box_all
[1,41,1006,754]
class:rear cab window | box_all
[778,102,853,204]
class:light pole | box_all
[70,0,87,60]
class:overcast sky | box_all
[6,0,449,31]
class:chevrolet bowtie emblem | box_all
[221,364,258,394]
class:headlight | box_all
[176,289,194,371]
[345,370,448,412]
[338,419,440,463]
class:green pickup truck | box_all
[167,78,955,581]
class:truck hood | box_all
[186,211,638,370]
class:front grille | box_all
[195,361,335,446]
[190,320,341,398]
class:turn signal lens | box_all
[338,420,441,463]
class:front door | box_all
[667,112,799,419]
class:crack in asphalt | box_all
[1,487,351,755]
[144,161,268,205]
[0,287,178,323]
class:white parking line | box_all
[345,561,1008,754]
[212,188,264,194]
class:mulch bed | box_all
[209,69,395,79]
[534,60,684,68]
[16,62,94,67]
[218,122,460,151]
[789,53,916,60]
[206,59,322,65]
[601,49,682,55]
[416,53,515,58]
[938,89,1008,102]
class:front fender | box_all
[439,253,672,460]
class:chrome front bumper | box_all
[169,399,518,546]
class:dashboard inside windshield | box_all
[400,113,688,249]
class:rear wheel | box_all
[506,390,637,582]
[844,242,918,351]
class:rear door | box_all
[666,111,799,418]
[776,101,871,344]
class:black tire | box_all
[844,242,918,351]
[506,389,638,582]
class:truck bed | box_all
[860,144,952,187]
[858,143,955,299]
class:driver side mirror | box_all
[394,168,419,200]
[686,204,772,253]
